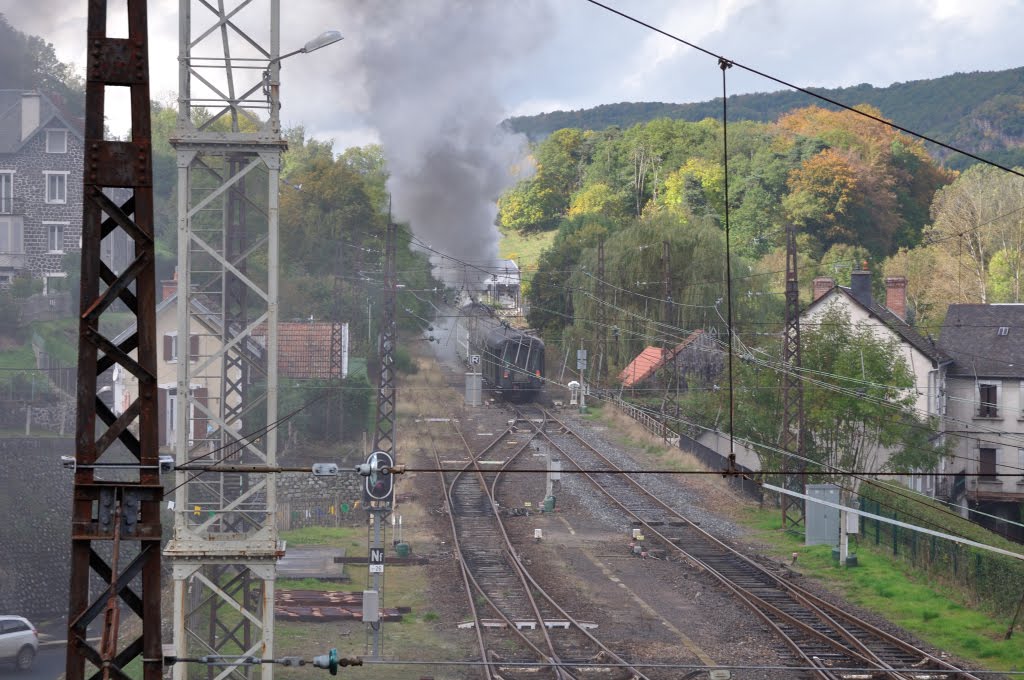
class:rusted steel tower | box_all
[781,223,807,530]
[67,1,162,679]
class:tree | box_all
[923,164,1024,304]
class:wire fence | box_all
[858,497,1024,614]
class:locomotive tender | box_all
[455,302,545,403]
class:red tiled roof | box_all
[619,347,667,388]
[618,330,707,388]
[254,322,342,379]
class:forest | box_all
[503,102,1024,475]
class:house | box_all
[482,259,521,312]
[936,304,1024,540]
[618,330,712,389]
[0,90,81,290]
[804,267,949,482]
[0,89,133,291]
[110,290,230,451]
[111,276,348,450]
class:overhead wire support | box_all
[781,223,807,530]
[67,1,163,679]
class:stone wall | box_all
[0,437,76,619]
[0,438,369,619]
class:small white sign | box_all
[470,354,481,365]
[369,564,384,573]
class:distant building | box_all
[0,89,131,290]
[482,259,521,313]
[803,268,949,487]
[937,304,1024,540]
[0,90,82,290]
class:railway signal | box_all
[363,451,395,504]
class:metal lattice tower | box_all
[164,2,283,677]
[67,2,162,678]
[372,219,398,461]
[596,236,607,380]
[781,223,807,530]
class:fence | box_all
[609,395,680,446]
[607,395,762,501]
[277,497,366,531]
[859,496,1024,613]
[18,292,74,324]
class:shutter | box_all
[163,334,172,361]
[157,388,167,446]
[192,387,208,442]
[189,334,200,361]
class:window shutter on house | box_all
[192,387,208,442]
[163,334,173,361]
[158,387,168,446]
[190,334,200,361]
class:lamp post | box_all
[264,30,344,113]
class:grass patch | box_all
[277,577,351,591]
[281,525,365,547]
[32,318,78,364]
[735,504,1024,672]
[498,226,556,289]
[0,342,36,371]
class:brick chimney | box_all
[21,91,40,141]
[813,277,835,302]
[161,268,178,301]
[850,262,872,307]
[885,276,908,321]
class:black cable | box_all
[582,0,1024,179]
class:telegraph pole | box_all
[67,3,162,679]
[781,224,807,531]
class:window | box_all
[44,172,67,204]
[45,222,65,253]
[46,129,67,153]
[979,447,998,480]
[0,217,22,254]
[0,172,12,214]
[43,273,66,296]
[163,332,199,363]
[978,382,999,417]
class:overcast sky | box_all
[4,0,1023,150]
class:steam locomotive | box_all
[455,302,545,403]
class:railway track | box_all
[424,406,648,680]
[537,407,985,680]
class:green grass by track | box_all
[737,505,1024,671]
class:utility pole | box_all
[781,224,807,531]
[659,240,680,433]
[166,3,284,677]
[67,2,162,679]
[597,236,607,381]
[366,217,398,658]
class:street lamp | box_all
[264,30,343,108]
[277,30,344,62]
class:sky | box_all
[3,0,1023,285]
[5,0,1023,150]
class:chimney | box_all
[161,268,178,301]
[885,276,908,321]
[20,91,40,141]
[850,262,872,307]
[812,277,835,302]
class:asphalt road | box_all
[0,646,64,680]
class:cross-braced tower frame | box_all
[164,2,283,678]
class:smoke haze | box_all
[333,1,552,289]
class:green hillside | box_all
[506,67,1024,169]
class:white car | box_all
[0,616,38,671]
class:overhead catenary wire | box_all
[581,0,1024,179]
